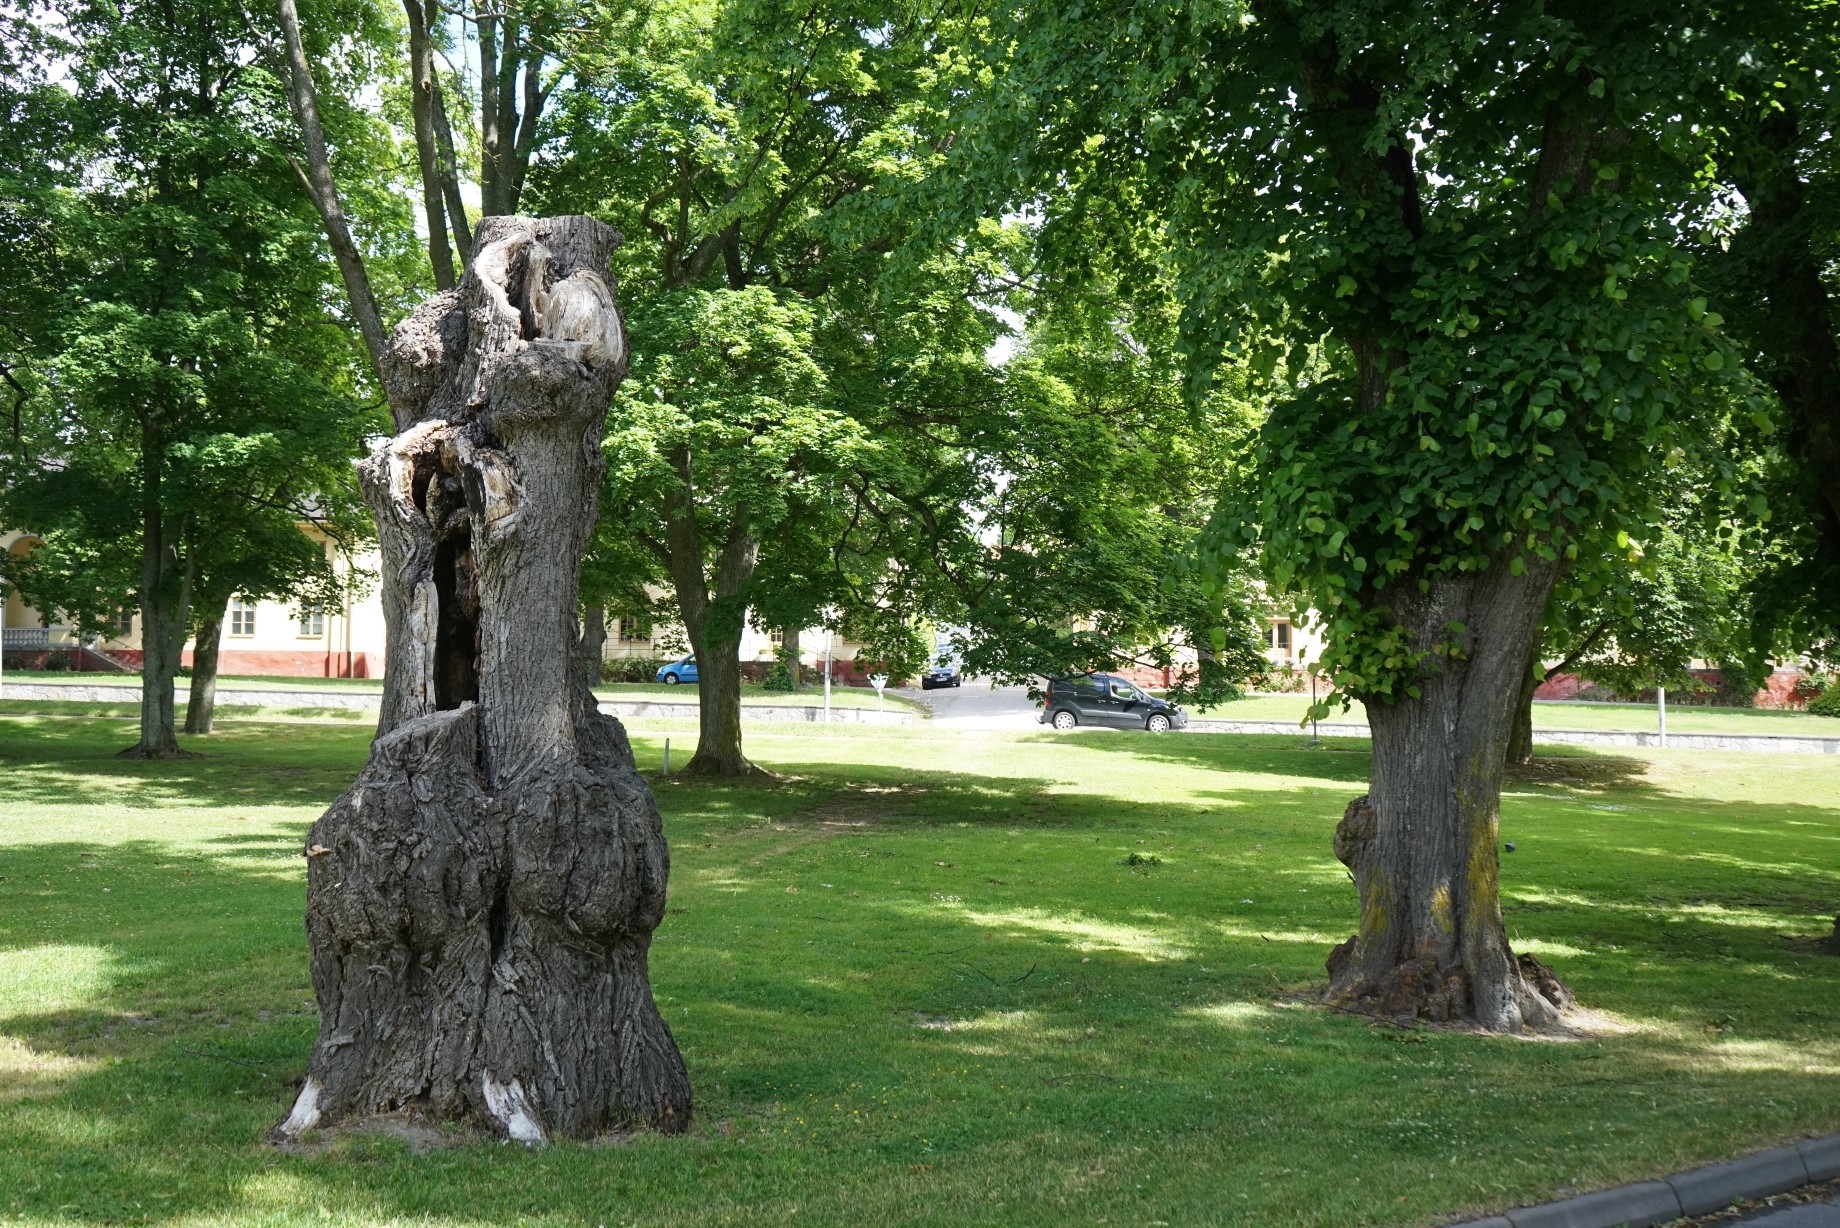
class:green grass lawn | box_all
[4,672,919,711]
[1,717,1836,1227]
[4,671,387,691]
[596,682,924,710]
[1202,692,1840,736]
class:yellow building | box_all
[7,528,871,681]
[2,527,387,678]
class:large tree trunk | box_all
[1326,553,1574,1032]
[276,216,691,1144]
[183,602,227,735]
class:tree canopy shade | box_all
[0,0,387,757]
[1696,0,1840,669]
[969,0,1757,1029]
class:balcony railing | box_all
[2,627,52,648]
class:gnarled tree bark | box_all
[1327,554,1575,1032]
[276,216,691,1144]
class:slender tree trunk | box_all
[402,0,456,289]
[1506,639,1540,767]
[684,617,750,776]
[184,603,227,734]
[784,624,802,690]
[660,456,761,776]
[578,602,607,691]
[276,216,690,1144]
[431,85,473,263]
[1326,552,1574,1032]
[274,0,388,378]
[124,426,193,760]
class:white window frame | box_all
[228,599,257,638]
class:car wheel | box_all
[953,677,962,687]
[1146,713,1171,733]
[1051,709,1078,731]
[662,674,681,685]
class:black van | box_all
[1037,673,1188,732]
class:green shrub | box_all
[759,646,797,692]
[1807,680,1840,719]
[600,656,672,684]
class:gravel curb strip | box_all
[1450,1136,1838,1228]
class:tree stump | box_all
[275,216,691,1144]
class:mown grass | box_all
[596,682,923,710]
[5,673,919,711]
[0,700,371,722]
[1204,692,1840,736]
[0,716,1836,1227]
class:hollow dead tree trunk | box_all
[276,216,691,1144]
[1327,552,1575,1032]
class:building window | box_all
[228,599,257,637]
[112,607,134,636]
[618,617,650,643]
[298,607,326,638]
[768,628,785,647]
[1268,620,1292,652]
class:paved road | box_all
[1739,1196,1840,1225]
[895,679,1042,731]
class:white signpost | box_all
[869,673,888,711]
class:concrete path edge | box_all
[1450,1135,1839,1228]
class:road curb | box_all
[1450,1135,1837,1228]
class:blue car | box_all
[656,656,698,685]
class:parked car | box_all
[920,663,962,690]
[1036,673,1187,732]
[656,656,698,685]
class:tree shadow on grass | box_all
[4,797,1839,1228]
[3,723,1838,1225]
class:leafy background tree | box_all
[964,0,1763,1029]
[0,0,394,756]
